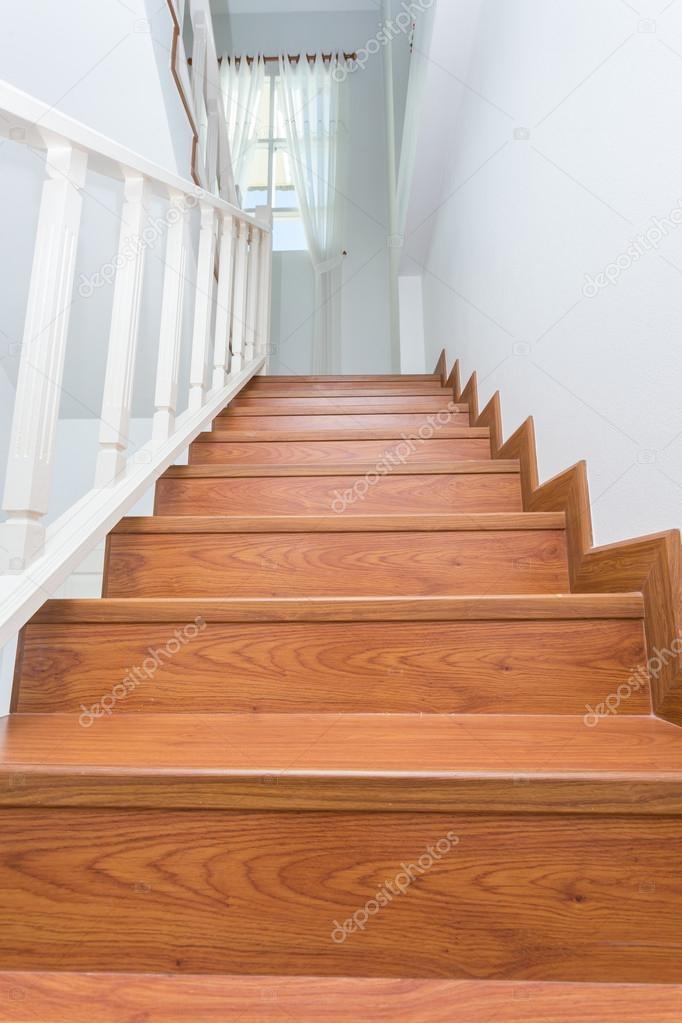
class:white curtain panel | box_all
[279,56,347,374]
[220,55,265,204]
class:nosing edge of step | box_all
[28,593,645,624]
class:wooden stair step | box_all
[160,460,521,477]
[1,712,682,812]
[228,396,467,412]
[248,375,441,382]
[103,514,569,598]
[238,386,456,398]
[0,973,680,1022]
[212,413,472,431]
[15,595,648,716]
[189,436,493,465]
[155,466,523,515]
[199,427,487,442]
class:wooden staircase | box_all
[2,361,682,1019]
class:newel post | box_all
[153,190,189,443]
[212,212,236,389]
[95,173,149,487]
[188,202,217,411]
[255,206,273,367]
[230,218,249,373]
[244,222,261,363]
[1,142,87,568]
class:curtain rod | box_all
[188,53,357,66]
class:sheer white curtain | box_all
[279,56,347,373]
[220,55,265,204]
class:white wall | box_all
[415,0,682,545]
[214,10,393,373]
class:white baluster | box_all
[244,225,261,363]
[205,98,219,196]
[255,207,273,366]
[153,191,188,443]
[188,202,217,410]
[231,219,249,373]
[212,212,235,389]
[95,173,148,487]
[1,142,87,568]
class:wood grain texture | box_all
[228,397,469,413]
[15,618,648,715]
[103,529,570,598]
[0,809,682,979]
[189,438,492,465]
[0,974,680,1023]
[213,413,472,431]
[434,349,447,384]
[162,461,520,478]
[27,594,648,624]
[457,355,682,724]
[112,513,565,533]
[154,472,524,517]
[238,386,456,398]
[199,428,488,442]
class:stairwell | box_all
[1,361,682,1019]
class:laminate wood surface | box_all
[16,618,648,715]
[103,529,570,597]
[199,428,488,442]
[213,413,472,432]
[189,438,492,465]
[238,386,456,398]
[28,593,648,624]
[1,974,680,1023]
[228,396,468,412]
[154,472,524,516]
[162,461,521,478]
[0,808,681,979]
[112,513,565,533]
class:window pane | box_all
[245,187,269,211]
[273,216,307,252]
[274,187,298,210]
[255,75,272,140]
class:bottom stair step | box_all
[0,974,680,1022]
[2,712,682,812]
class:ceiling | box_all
[210,0,380,13]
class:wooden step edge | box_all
[110,512,565,534]
[236,388,456,398]
[161,461,522,478]
[0,764,680,814]
[195,428,490,442]
[28,593,646,624]
[250,374,441,382]
[0,973,680,1023]
[219,403,471,415]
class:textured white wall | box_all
[417,0,682,545]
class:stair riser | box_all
[15,619,649,715]
[1,810,680,982]
[228,397,464,412]
[154,474,523,516]
[189,439,492,465]
[213,414,472,432]
[103,531,570,598]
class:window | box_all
[242,74,307,252]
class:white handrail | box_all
[0,79,273,645]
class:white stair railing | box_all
[0,80,273,648]
[166,0,237,203]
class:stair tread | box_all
[162,461,522,477]
[111,512,565,534]
[30,593,646,623]
[2,713,680,775]
[0,972,680,1022]
[197,427,489,441]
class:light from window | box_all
[242,75,307,253]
